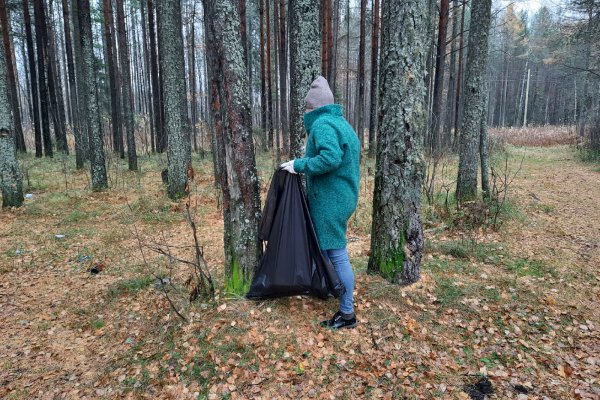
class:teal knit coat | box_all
[293,104,361,250]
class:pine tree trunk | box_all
[157,0,191,199]
[453,0,465,144]
[259,0,267,141]
[345,0,349,116]
[61,0,84,167]
[0,0,25,153]
[79,0,108,190]
[148,0,165,152]
[102,0,122,157]
[71,0,89,161]
[0,16,23,208]
[289,0,321,158]
[116,0,137,170]
[188,3,198,153]
[140,0,155,153]
[33,0,52,157]
[480,90,490,200]
[367,0,379,157]
[321,0,328,76]
[368,0,427,285]
[45,0,68,154]
[203,0,262,295]
[331,0,339,91]
[355,0,366,148]
[266,0,274,149]
[430,0,449,154]
[456,0,492,203]
[326,0,334,84]
[278,0,289,156]
[23,0,42,157]
[444,0,458,141]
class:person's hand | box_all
[280,160,297,174]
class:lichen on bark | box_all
[289,0,321,159]
[367,0,427,285]
[0,17,23,208]
[203,0,262,295]
[157,0,192,199]
[456,0,493,203]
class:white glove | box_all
[280,160,297,174]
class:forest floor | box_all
[1,137,599,399]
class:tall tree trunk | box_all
[259,0,267,140]
[202,0,262,295]
[453,0,466,145]
[148,0,165,152]
[345,0,350,119]
[61,0,84,166]
[367,0,379,157]
[444,0,459,141]
[189,2,198,153]
[368,0,427,285]
[140,0,155,153]
[0,15,23,208]
[45,0,68,154]
[273,0,281,160]
[289,0,321,158]
[355,0,366,147]
[266,0,274,149]
[456,0,492,203]
[102,0,122,157]
[430,0,449,154]
[0,0,25,152]
[23,0,42,157]
[33,0,52,157]
[331,0,339,91]
[326,0,334,84]
[71,0,89,161]
[116,0,137,170]
[79,0,108,190]
[278,0,289,156]
[321,0,328,76]
[157,0,191,199]
[480,86,489,200]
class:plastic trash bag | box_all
[247,168,345,299]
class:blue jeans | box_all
[322,248,354,315]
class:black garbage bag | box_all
[247,168,345,299]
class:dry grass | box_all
[489,125,576,147]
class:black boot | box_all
[320,311,357,330]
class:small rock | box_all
[124,337,135,345]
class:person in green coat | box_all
[281,76,361,330]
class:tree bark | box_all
[33,0,52,157]
[202,0,262,295]
[102,0,123,157]
[78,0,108,190]
[355,0,366,147]
[45,0,68,154]
[330,0,339,91]
[189,2,198,153]
[289,0,321,158]
[444,0,459,141]
[430,0,449,154]
[148,0,165,152]
[278,0,289,156]
[259,0,267,140]
[116,0,137,170]
[0,0,25,153]
[368,0,427,285]
[367,0,380,157]
[23,0,42,156]
[61,0,85,167]
[0,15,23,208]
[453,0,466,145]
[456,0,492,203]
[71,0,89,161]
[266,0,274,149]
[140,0,155,153]
[157,0,191,199]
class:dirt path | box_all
[1,147,598,399]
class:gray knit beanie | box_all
[304,76,334,111]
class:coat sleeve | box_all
[293,124,343,176]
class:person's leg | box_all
[325,247,355,319]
